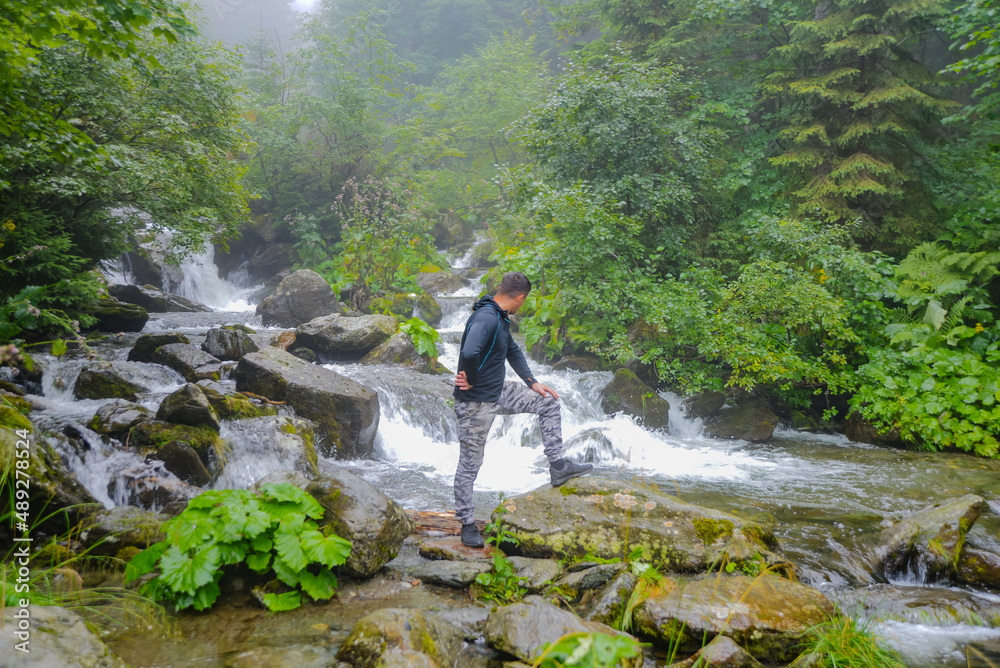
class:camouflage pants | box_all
[454,380,563,525]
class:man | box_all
[453,271,593,548]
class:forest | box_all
[2,0,999,458]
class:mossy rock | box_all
[0,397,32,431]
[128,332,191,363]
[599,368,670,429]
[196,382,279,420]
[336,608,465,667]
[416,292,443,327]
[86,298,148,332]
[79,506,168,557]
[73,366,146,401]
[129,420,225,467]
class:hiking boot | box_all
[549,458,593,487]
[461,522,485,548]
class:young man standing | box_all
[453,271,593,547]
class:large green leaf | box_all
[274,527,308,572]
[262,591,302,611]
[298,568,338,600]
[300,529,352,569]
[159,544,220,596]
[923,300,947,330]
[124,542,167,584]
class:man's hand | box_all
[531,382,559,399]
[455,370,473,391]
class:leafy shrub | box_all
[475,494,526,604]
[125,484,351,612]
[534,631,645,668]
[400,316,440,358]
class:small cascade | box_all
[212,419,313,490]
[163,243,261,312]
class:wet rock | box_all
[585,571,638,626]
[196,381,279,420]
[248,242,297,282]
[411,560,492,587]
[670,635,764,668]
[256,269,344,327]
[335,608,464,667]
[251,329,296,351]
[74,365,146,401]
[507,556,562,593]
[432,211,473,249]
[86,298,148,332]
[500,478,783,574]
[235,347,379,458]
[156,383,221,431]
[552,353,605,372]
[635,573,834,663]
[202,325,259,361]
[415,270,465,295]
[360,332,449,375]
[79,506,168,557]
[957,548,1000,590]
[108,462,201,510]
[221,416,319,480]
[430,607,491,640]
[151,343,223,382]
[226,645,341,668]
[562,428,616,464]
[483,595,641,666]
[128,332,190,362]
[843,412,905,448]
[0,605,128,668]
[123,249,164,288]
[88,399,152,435]
[250,469,311,491]
[704,401,779,443]
[877,494,986,581]
[832,582,1000,627]
[149,441,211,486]
[107,283,212,313]
[129,420,224,468]
[417,292,443,327]
[682,391,727,419]
[294,313,398,362]
[25,434,102,530]
[375,648,438,667]
[418,536,498,562]
[306,469,414,578]
[599,368,670,429]
[552,562,627,602]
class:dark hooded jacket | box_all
[453,295,537,402]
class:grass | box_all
[794,614,906,668]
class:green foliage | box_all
[533,631,645,668]
[400,317,440,358]
[475,494,527,604]
[795,614,906,667]
[945,0,1000,117]
[125,484,351,612]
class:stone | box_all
[414,270,465,295]
[107,283,212,313]
[128,332,190,362]
[196,381,279,420]
[957,548,1000,590]
[704,401,779,443]
[670,635,764,667]
[417,292,443,327]
[218,416,319,483]
[682,391,727,419]
[129,420,225,467]
[294,313,398,362]
[634,573,834,663]
[108,462,201,510]
[235,347,380,458]
[74,366,146,401]
[248,242,297,282]
[585,571,638,626]
[418,536,499,562]
[483,595,641,666]
[507,556,562,593]
[552,562,627,601]
[79,506,168,557]
[306,469,414,578]
[151,343,223,382]
[256,269,343,327]
[123,249,164,288]
[86,298,148,332]
[202,326,259,361]
[375,649,439,668]
[156,383,221,431]
[411,560,492,588]
[250,469,311,491]
[336,608,464,667]
[843,412,904,448]
[551,354,605,372]
[562,428,615,464]
[0,605,128,668]
[431,211,473,248]
[88,399,153,435]
[497,478,784,574]
[360,332,449,374]
[599,368,670,429]
[429,607,491,641]
[150,441,212,486]
[877,494,986,581]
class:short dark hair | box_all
[497,271,532,297]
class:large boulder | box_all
[235,347,380,458]
[256,269,343,327]
[74,366,146,401]
[128,420,225,468]
[155,383,221,431]
[359,332,449,374]
[248,242,297,282]
[149,441,211,487]
[497,478,784,574]
[150,343,223,382]
[123,249,164,288]
[431,210,473,248]
[703,401,779,443]
[107,283,212,313]
[0,605,128,668]
[294,313,398,362]
[876,494,986,581]
[195,381,279,420]
[417,292,443,327]
[414,270,465,295]
[127,332,190,363]
[634,574,834,663]
[599,368,670,429]
[585,570,638,626]
[88,400,153,436]
[670,635,764,668]
[107,462,201,511]
[79,506,168,557]
[682,391,727,419]
[86,298,148,332]
[215,416,318,488]
[306,469,414,578]
[957,548,1000,590]
[483,595,642,666]
[335,608,464,667]
[843,412,905,448]
[411,560,492,588]
[202,325,259,361]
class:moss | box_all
[741,524,777,549]
[692,518,735,546]
[559,485,576,496]
[0,401,32,431]
[420,630,437,658]
[224,324,256,334]
[129,421,222,461]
